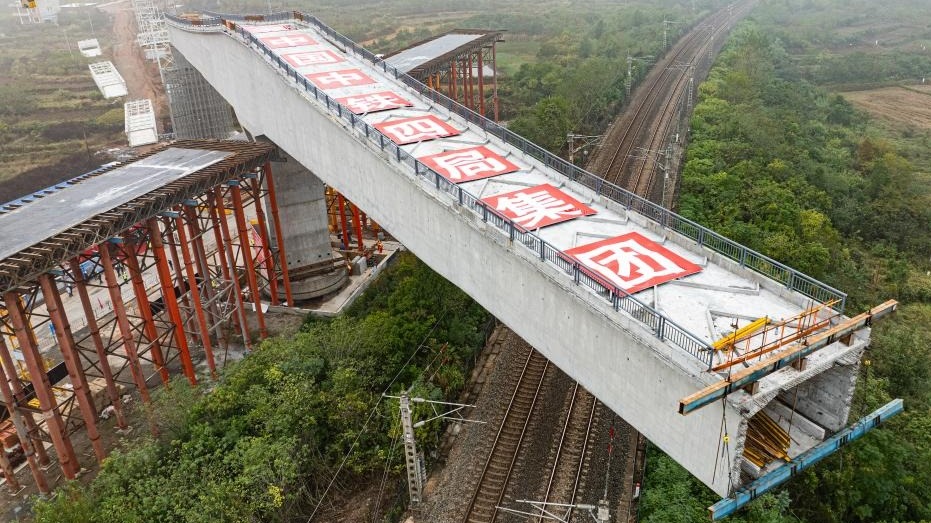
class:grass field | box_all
[0,8,124,201]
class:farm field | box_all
[842,85,931,129]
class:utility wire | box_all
[307,314,446,522]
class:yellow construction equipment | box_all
[713,316,769,352]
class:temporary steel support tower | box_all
[0,141,294,491]
[384,29,504,121]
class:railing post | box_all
[573,264,581,285]
[656,315,666,339]
[458,186,464,205]
[539,240,545,260]
[509,221,515,242]
[739,248,747,267]
[482,203,488,222]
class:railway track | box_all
[463,348,550,523]
[538,384,599,522]
[458,8,759,523]
[589,1,756,205]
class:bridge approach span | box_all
[169,13,864,498]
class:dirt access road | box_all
[100,0,169,123]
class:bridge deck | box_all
[0,148,229,261]
[182,17,834,373]
[168,13,864,497]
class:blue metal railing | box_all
[165,12,849,367]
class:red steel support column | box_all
[3,290,79,479]
[186,205,229,356]
[0,336,45,493]
[492,41,499,121]
[478,48,486,117]
[122,238,170,385]
[38,274,105,463]
[208,193,234,294]
[147,218,196,385]
[70,257,127,429]
[230,182,268,339]
[250,177,279,306]
[212,190,252,349]
[0,326,49,467]
[337,193,350,251]
[174,212,217,379]
[467,52,474,110]
[99,243,151,403]
[351,203,364,252]
[163,220,195,335]
[449,61,456,101]
[264,162,294,307]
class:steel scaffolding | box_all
[161,48,237,140]
[131,0,235,139]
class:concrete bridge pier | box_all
[259,141,348,300]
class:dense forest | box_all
[642,16,931,523]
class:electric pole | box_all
[567,133,603,164]
[663,18,681,50]
[399,393,424,504]
[626,54,653,98]
[386,393,483,505]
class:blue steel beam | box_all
[708,398,904,520]
[679,300,898,415]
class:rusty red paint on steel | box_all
[98,243,152,404]
[3,290,79,479]
[230,183,268,339]
[250,177,279,306]
[121,237,170,385]
[147,218,197,385]
[0,336,46,493]
[70,257,127,429]
[38,273,106,463]
[213,190,253,348]
[174,211,217,379]
[264,162,294,307]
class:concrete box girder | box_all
[168,19,865,497]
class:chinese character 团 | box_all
[565,232,702,293]
[283,50,344,67]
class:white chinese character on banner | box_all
[308,70,372,88]
[285,51,343,67]
[341,93,408,113]
[569,238,700,292]
[382,117,453,143]
[433,150,508,180]
[495,189,583,228]
[262,34,315,48]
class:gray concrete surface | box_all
[169,22,867,496]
